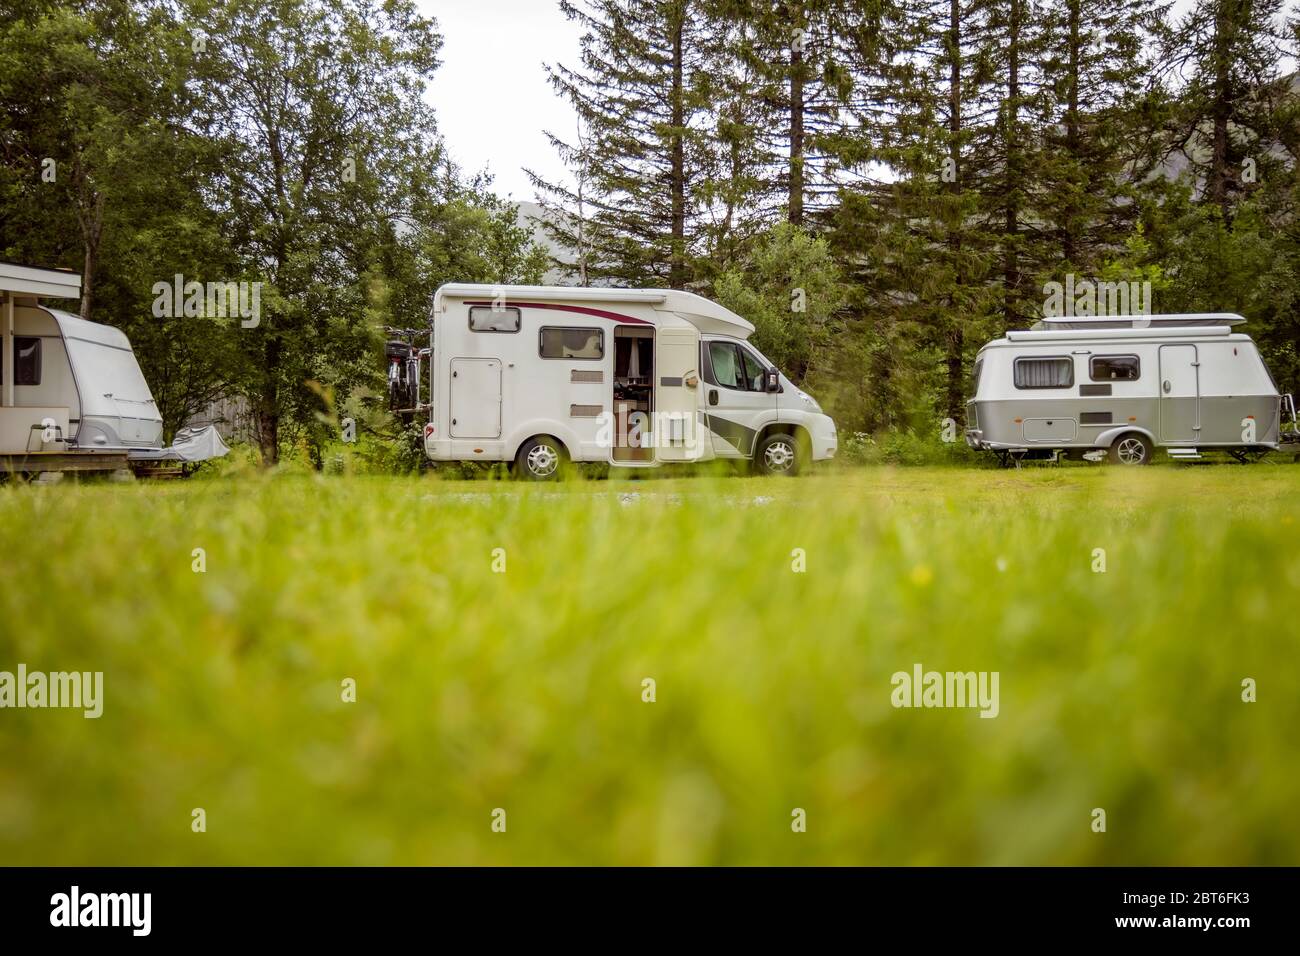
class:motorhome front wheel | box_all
[756,433,802,476]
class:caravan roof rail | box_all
[1033,313,1247,330]
[1008,325,1238,342]
[1007,325,1237,342]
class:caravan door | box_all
[1159,344,1199,443]
[654,325,707,462]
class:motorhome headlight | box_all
[797,389,821,412]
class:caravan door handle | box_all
[708,389,718,406]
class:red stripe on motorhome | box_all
[463,300,654,325]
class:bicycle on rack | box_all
[383,327,432,424]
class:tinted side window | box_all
[468,306,521,332]
[539,327,603,359]
[1090,355,1140,381]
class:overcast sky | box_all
[421,0,583,202]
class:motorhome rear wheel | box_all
[515,436,566,481]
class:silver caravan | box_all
[965,313,1297,464]
[1,261,227,475]
[422,284,839,478]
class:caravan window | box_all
[1090,355,1140,381]
[0,337,41,386]
[468,306,521,333]
[539,326,603,359]
[1014,356,1073,389]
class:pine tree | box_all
[967,0,1050,330]
[1161,0,1289,221]
[835,0,1002,426]
[530,0,715,288]
[1034,0,1170,289]
[709,1,855,227]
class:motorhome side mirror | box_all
[766,368,780,392]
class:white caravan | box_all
[423,284,838,478]
[0,261,228,473]
[965,313,1298,464]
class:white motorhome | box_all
[965,313,1298,464]
[422,284,838,477]
[1,261,227,476]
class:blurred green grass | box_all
[1,465,1298,865]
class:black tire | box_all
[514,436,566,481]
[1108,432,1152,466]
[754,431,803,476]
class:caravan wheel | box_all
[515,436,566,481]
[1108,433,1152,466]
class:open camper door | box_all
[654,325,707,462]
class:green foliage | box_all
[838,428,986,466]
[713,224,846,382]
[0,0,548,465]
[0,0,244,440]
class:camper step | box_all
[1166,447,1202,460]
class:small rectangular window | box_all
[1090,354,1140,381]
[469,306,521,333]
[539,326,603,360]
[971,358,984,395]
[1,337,42,386]
[1014,356,1073,389]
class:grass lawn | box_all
[1,463,1298,865]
